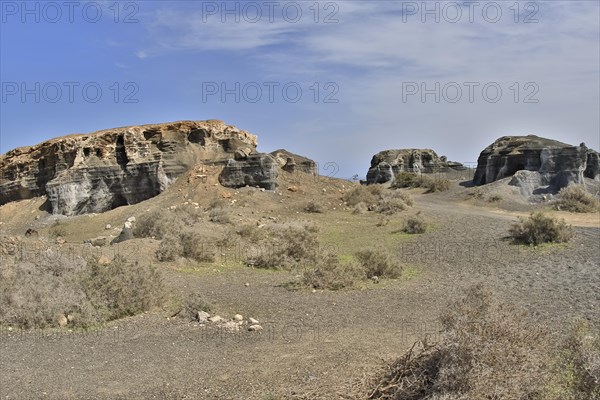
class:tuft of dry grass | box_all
[304,200,325,213]
[301,251,362,290]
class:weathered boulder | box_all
[366,149,463,185]
[218,153,279,190]
[473,135,599,189]
[0,120,259,215]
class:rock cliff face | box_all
[0,120,271,215]
[366,149,463,185]
[473,135,600,190]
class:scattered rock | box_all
[233,314,243,321]
[55,236,66,245]
[127,216,136,223]
[248,325,263,332]
[196,311,210,323]
[105,224,112,230]
[124,221,133,230]
[287,185,299,192]
[209,315,223,323]
[244,282,250,287]
[112,226,133,244]
[66,314,75,323]
[223,321,239,331]
[249,318,259,325]
[371,276,380,284]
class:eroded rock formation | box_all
[0,120,275,215]
[366,149,463,185]
[473,135,600,192]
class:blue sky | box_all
[1,0,599,179]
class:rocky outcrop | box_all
[0,120,263,215]
[473,135,600,190]
[270,149,317,174]
[365,149,463,185]
[218,153,279,190]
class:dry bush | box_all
[545,319,600,400]
[301,251,362,290]
[208,208,231,224]
[352,202,368,215]
[368,284,551,400]
[392,172,422,189]
[235,223,266,243]
[343,185,381,207]
[488,194,503,203]
[0,253,165,329]
[80,255,165,322]
[355,247,402,279]
[173,206,203,226]
[375,198,408,215]
[179,230,215,262]
[252,221,319,269]
[390,190,414,206]
[509,212,573,245]
[180,292,212,321]
[304,200,325,213]
[424,177,451,193]
[555,185,600,213]
[404,214,427,234]
[156,233,183,262]
[134,209,182,239]
[392,172,450,193]
[0,252,94,328]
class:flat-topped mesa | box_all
[366,148,464,185]
[0,120,263,215]
[473,135,600,191]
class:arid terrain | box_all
[1,164,599,399]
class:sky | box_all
[1,0,599,179]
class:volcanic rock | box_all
[366,149,463,185]
[473,135,599,190]
[0,120,262,215]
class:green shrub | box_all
[556,185,600,213]
[509,212,573,245]
[355,247,402,279]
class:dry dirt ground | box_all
[1,172,599,399]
